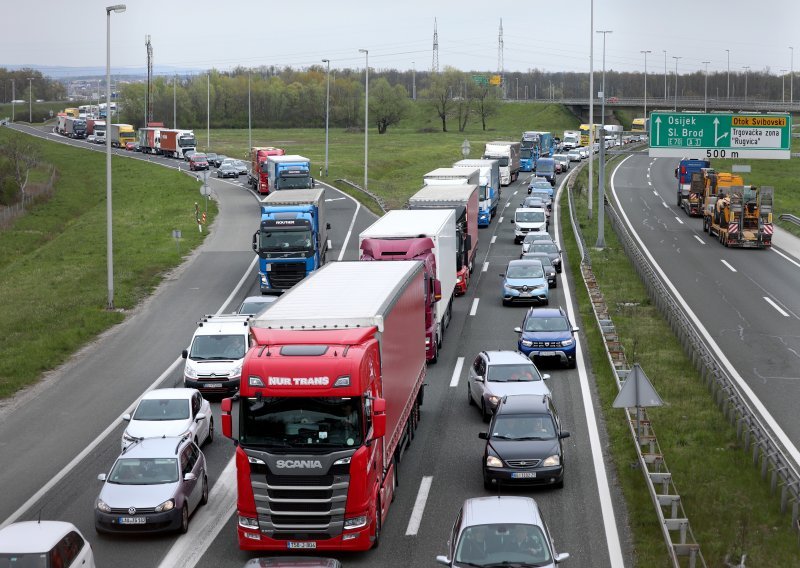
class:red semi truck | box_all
[249,146,285,194]
[408,184,479,295]
[221,260,427,552]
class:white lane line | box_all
[491,235,497,244]
[720,259,737,272]
[405,476,434,536]
[498,216,504,223]
[450,357,465,387]
[324,197,346,202]
[648,181,652,186]
[513,190,518,196]
[653,190,658,196]
[675,217,684,225]
[156,458,237,568]
[505,202,511,208]
[469,298,480,316]
[482,262,489,273]
[764,296,790,317]
[772,247,800,269]
[694,235,706,245]
[662,202,669,208]
[336,199,361,261]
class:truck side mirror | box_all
[221,397,239,441]
[326,223,331,229]
[371,397,387,439]
[252,231,259,253]
[311,178,316,188]
[181,349,188,359]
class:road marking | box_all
[450,357,465,387]
[652,190,658,196]
[764,296,790,317]
[498,216,504,223]
[772,247,800,269]
[675,217,684,225]
[482,262,489,273]
[505,202,511,208]
[469,298,479,316]
[662,202,669,208]
[513,190,518,196]
[336,198,361,261]
[405,476,433,536]
[648,180,652,186]
[694,235,706,245]
[491,235,497,244]
[325,197,346,202]
[720,259,737,272]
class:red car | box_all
[189,153,209,171]
[124,141,136,151]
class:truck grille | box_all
[268,262,306,289]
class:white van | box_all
[182,314,251,397]
[0,521,96,568]
[511,207,548,244]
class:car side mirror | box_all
[326,222,331,229]
[436,556,451,566]
[477,375,485,382]
[560,432,571,439]
[195,412,206,422]
[98,473,107,482]
[122,413,131,422]
[513,327,522,333]
[184,472,198,482]
[543,374,551,380]
[555,553,570,562]
[509,218,514,223]
[499,273,505,277]
[478,432,488,440]
[572,327,580,332]
[181,349,188,359]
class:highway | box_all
[0,125,632,566]
[610,153,800,463]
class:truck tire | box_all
[430,341,438,364]
[677,192,682,207]
[371,500,382,549]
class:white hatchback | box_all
[0,520,95,568]
[122,388,213,449]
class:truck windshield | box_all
[179,136,196,147]
[259,228,313,252]
[189,334,247,361]
[241,397,363,448]
[277,174,312,190]
[478,185,487,200]
[484,156,509,167]
[520,149,533,159]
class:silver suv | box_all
[95,435,208,534]
[467,351,550,421]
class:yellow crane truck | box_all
[701,170,773,248]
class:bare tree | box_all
[0,132,40,208]
[424,68,463,132]
[473,84,500,131]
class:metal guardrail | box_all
[779,213,800,226]
[334,179,387,213]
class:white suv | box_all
[0,521,95,567]
[182,314,251,396]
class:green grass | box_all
[561,158,800,566]
[0,129,216,398]
[203,101,581,209]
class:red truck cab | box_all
[250,146,285,194]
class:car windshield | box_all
[258,227,313,252]
[507,264,544,279]
[492,414,557,440]
[523,199,544,208]
[241,397,363,449]
[532,191,550,201]
[221,165,236,171]
[532,182,552,191]
[525,316,569,333]
[108,458,179,485]
[515,211,545,223]
[455,523,551,565]
[133,399,190,421]
[531,243,558,254]
[487,364,542,382]
[523,255,553,269]
[189,334,247,360]
[0,552,48,567]
[193,154,207,161]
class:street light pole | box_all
[412,61,416,100]
[27,77,33,123]
[359,49,369,191]
[640,50,651,126]
[781,69,787,103]
[248,71,252,154]
[672,56,681,111]
[206,72,210,151]
[742,66,750,102]
[322,59,330,177]
[588,0,594,220]
[726,49,730,100]
[663,50,667,101]
[702,61,710,112]
[105,3,126,310]
[595,30,611,250]
[173,75,176,129]
[11,79,14,122]
[790,46,794,106]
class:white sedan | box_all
[122,388,213,449]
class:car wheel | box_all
[468,383,475,406]
[554,475,564,489]
[200,475,209,506]
[179,503,189,534]
[372,500,382,549]
[206,417,214,445]
[483,474,493,491]
[502,299,509,307]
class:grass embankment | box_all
[560,158,799,565]
[203,101,581,210]
[0,129,216,398]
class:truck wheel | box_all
[372,501,382,549]
[430,340,438,364]
[677,193,682,207]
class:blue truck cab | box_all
[453,159,501,227]
[252,188,330,293]
[675,158,710,207]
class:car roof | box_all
[509,259,543,268]
[482,350,532,364]
[525,307,565,319]
[141,388,197,401]
[515,207,545,213]
[241,295,277,304]
[119,435,192,459]
[461,496,543,528]
[193,315,250,336]
[0,521,79,552]
[497,394,551,415]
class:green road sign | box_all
[471,75,488,86]
[648,112,792,160]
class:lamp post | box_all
[412,61,416,100]
[596,30,612,130]
[702,61,710,112]
[27,77,34,123]
[640,50,651,124]
[588,0,594,220]
[781,69,787,103]
[359,49,369,191]
[725,49,730,100]
[247,71,252,154]
[11,79,14,122]
[105,3,126,310]
[672,56,681,111]
[173,74,177,129]
[595,30,611,249]
[322,59,330,177]
[663,50,667,101]
[790,46,794,106]
[742,66,750,102]
[206,72,210,151]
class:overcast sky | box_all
[4,0,798,76]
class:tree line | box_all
[0,69,66,105]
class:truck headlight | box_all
[542,455,561,467]
[486,456,503,468]
[238,515,259,529]
[344,515,368,530]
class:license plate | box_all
[520,292,532,297]
[118,517,146,524]
[204,383,222,388]
[538,352,557,357]
[511,472,537,479]
[287,541,317,549]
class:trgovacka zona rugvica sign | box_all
[648,112,791,160]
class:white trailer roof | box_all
[359,209,455,240]
[252,261,421,331]
[454,159,498,167]
[269,155,309,163]
[262,187,325,206]
[424,167,473,178]
[411,184,477,203]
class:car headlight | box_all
[542,455,561,467]
[155,498,175,512]
[520,339,533,347]
[561,338,575,347]
[96,499,111,512]
[486,456,503,468]
[122,432,137,444]
[344,515,368,530]
[457,276,463,283]
[184,363,198,379]
[487,395,500,406]
[229,362,243,379]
